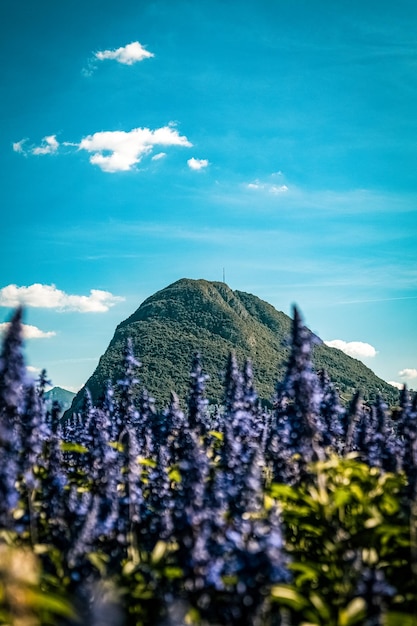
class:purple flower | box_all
[0,308,25,527]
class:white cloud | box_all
[270,184,289,194]
[13,139,27,154]
[78,125,192,172]
[324,339,377,359]
[22,325,56,339]
[388,381,404,390]
[0,284,124,313]
[187,157,209,171]
[246,179,288,194]
[95,41,154,65]
[58,384,81,393]
[14,136,60,156]
[31,135,59,155]
[0,323,56,339]
[399,368,417,380]
[151,152,167,161]
[13,125,191,173]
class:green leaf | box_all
[122,560,138,576]
[87,551,110,576]
[28,590,75,618]
[333,488,352,508]
[108,441,125,452]
[60,442,88,453]
[208,430,223,441]
[270,483,300,500]
[309,592,331,621]
[163,566,183,579]
[364,515,382,529]
[151,540,168,564]
[33,543,51,555]
[185,606,201,624]
[338,597,366,626]
[290,561,320,583]
[139,457,157,468]
[270,584,308,610]
[168,468,181,482]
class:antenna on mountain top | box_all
[223,267,226,284]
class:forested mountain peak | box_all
[67,278,398,415]
[120,278,253,326]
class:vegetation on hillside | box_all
[44,387,76,411]
[69,279,398,414]
[0,305,415,625]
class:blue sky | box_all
[1,0,417,392]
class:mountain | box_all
[44,387,76,411]
[66,278,398,415]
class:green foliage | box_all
[270,456,415,625]
[0,544,74,626]
[43,387,75,411]
[68,279,398,413]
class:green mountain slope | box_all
[67,278,398,414]
[44,386,76,411]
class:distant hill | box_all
[44,387,76,411]
[66,278,399,415]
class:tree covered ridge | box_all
[0,305,416,625]
[69,278,398,413]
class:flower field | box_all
[0,307,416,626]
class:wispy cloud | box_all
[247,181,289,194]
[337,295,417,305]
[399,368,417,380]
[12,139,27,154]
[46,220,417,272]
[324,339,377,359]
[0,322,56,339]
[0,284,124,313]
[245,171,289,195]
[95,41,154,65]
[237,176,417,217]
[187,157,209,171]
[151,152,167,161]
[13,135,59,156]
